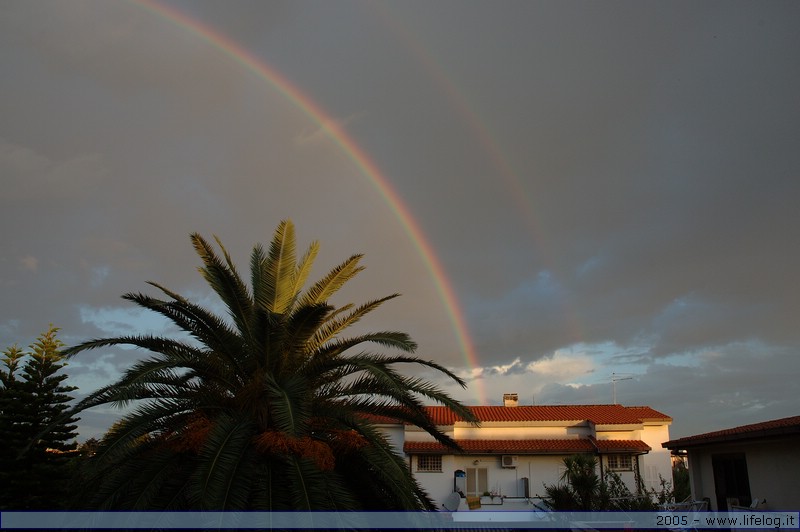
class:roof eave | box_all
[662,425,800,449]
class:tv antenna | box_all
[611,373,633,404]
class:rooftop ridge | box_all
[421,404,671,425]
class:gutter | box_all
[588,435,603,479]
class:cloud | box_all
[78,305,183,339]
[2,1,799,441]
[448,349,596,405]
[525,350,595,381]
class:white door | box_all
[466,467,488,496]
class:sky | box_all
[2,0,799,442]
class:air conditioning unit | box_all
[501,455,518,468]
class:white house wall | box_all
[413,453,572,506]
[686,438,800,511]
[640,452,672,492]
[416,452,673,509]
[412,454,459,503]
[596,429,639,439]
[744,438,800,510]
[596,424,673,494]
[455,424,591,439]
[638,424,673,492]
[403,426,454,442]
[376,424,406,453]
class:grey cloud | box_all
[531,341,800,437]
[2,0,798,440]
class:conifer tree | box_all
[0,326,79,509]
[0,345,27,505]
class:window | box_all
[607,454,633,471]
[417,454,442,472]
[466,467,488,496]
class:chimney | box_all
[503,393,519,407]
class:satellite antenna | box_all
[442,492,461,512]
[611,373,633,404]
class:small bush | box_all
[543,454,677,511]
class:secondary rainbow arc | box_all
[370,4,587,348]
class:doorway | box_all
[466,467,488,496]
[712,453,751,510]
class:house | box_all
[375,395,673,509]
[662,415,800,511]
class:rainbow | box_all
[370,4,586,347]
[134,0,486,403]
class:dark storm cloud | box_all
[2,0,798,439]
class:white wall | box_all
[455,423,591,439]
[410,454,457,504]
[595,423,673,494]
[687,438,800,511]
[377,424,406,453]
[640,424,673,492]
[412,453,577,508]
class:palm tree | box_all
[543,454,601,511]
[66,220,476,510]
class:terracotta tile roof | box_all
[422,405,671,425]
[622,406,675,422]
[360,413,404,425]
[593,439,651,453]
[404,438,595,455]
[404,438,651,455]
[663,415,800,449]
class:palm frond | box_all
[75,450,152,509]
[190,412,256,510]
[303,332,418,378]
[65,336,241,397]
[299,254,364,306]
[309,295,403,351]
[248,461,293,511]
[331,417,436,510]
[278,303,333,372]
[125,447,187,510]
[263,373,310,436]
[291,240,320,305]
[64,334,197,361]
[353,442,436,509]
[258,219,298,314]
[326,352,478,424]
[136,284,247,372]
[284,456,355,510]
[250,243,269,312]
[190,233,255,344]
[85,406,180,469]
[315,371,471,448]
